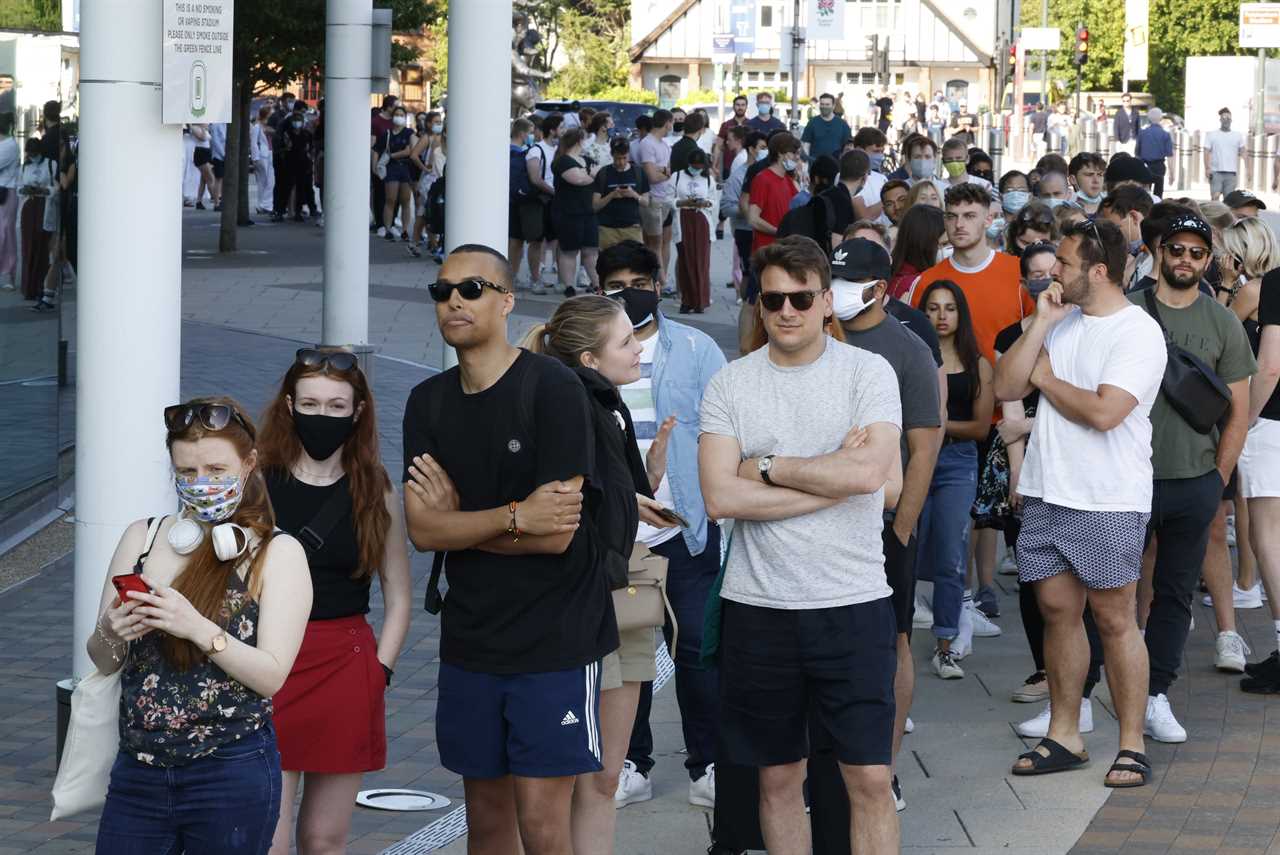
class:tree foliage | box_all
[0,0,61,30]
[544,9,630,99]
[1018,0,1125,95]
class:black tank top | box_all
[264,468,370,620]
[946,370,974,423]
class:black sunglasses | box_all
[295,348,358,372]
[760,290,820,312]
[1165,243,1210,261]
[164,403,255,439]
[427,277,511,303]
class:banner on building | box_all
[163,0,235,124]
[807,0,844,40]
[1124,0,1149,81]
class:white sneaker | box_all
[904,716,914,734]
[912,595,933,629]
[1144,693,1188,743]
[1215,630,1251,673]
[891,775,905,812]
[688,764,715,808]
[951,601,974,659]
[1015,698,1093,738]
[932,648,964,679]
[1226,514,1237,546]
[615,760,653,807]
[968,600,1002,638]
[376,226,387,237]
[1235,583,1264,609]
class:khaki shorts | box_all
[598,224,644,250]
[601,625,657,690]
[639,199,675,237]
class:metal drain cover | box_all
[356,789,451,812]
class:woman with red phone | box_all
[86,398,312,854]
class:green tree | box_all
[0,0,61,30]
[1018,0,1125,97]
[544,9,630,98]
[1149,0,1250,113]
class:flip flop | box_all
[1104,750,1152,789]
[1011,737,1089,776]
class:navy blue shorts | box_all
[436,661,604,779]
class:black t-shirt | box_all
[552,154,595,216]
[995,321,1040,410]
[594,164,649,228]
[741,158,772,195]
[886,298,943,366]
[264,469,370,621]
[876,97,894,130]
[1258,270,1280,420]
[401,350,616,674]
[670,136,700,173]
[1029,111,1048,135]
[820,182,856,237]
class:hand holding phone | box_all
[111,573,150,601]
[654,506,689,528]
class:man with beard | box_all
[996,219,1167,788]
[1126,214,1256,741]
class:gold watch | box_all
[206,631,228,656]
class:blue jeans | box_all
[628,522,721,780]
[915,441,978,641]
[96,726,282,855]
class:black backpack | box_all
[426,170,447,234]
[776,191,837,250]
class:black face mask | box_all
[672,121,685,134]
[293,411,356,461]
[614,288,660,329]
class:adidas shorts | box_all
[436,661,604,778]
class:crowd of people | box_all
[84,89,1280,855]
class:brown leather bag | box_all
[612,546,677,652]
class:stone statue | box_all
[512,9,552,117]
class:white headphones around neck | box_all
[167,514,248,562]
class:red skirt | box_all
[273,615,387,773]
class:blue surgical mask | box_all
[782,157,797,172]
[756,149,769,162]
[1076,189,1102,205]
[1129,238,1144,255]
[986,217,1007,240]
[525,133,535,146]
[432,123,444,135]
[909,158,935,180]
[868,152,886,171]
[1002,190,1030,214]
[1042,197,1066,210]
[687,167,702,177]
[758,103,772,116]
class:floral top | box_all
[118,571,271,766]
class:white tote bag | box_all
[50,668,121,820]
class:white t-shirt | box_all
[623,334,680,549]
[696,128,717,157]
[1017,305,1167,512]
[1205,129,1245,173]
[526,140,556,188]
[858,169,887,210]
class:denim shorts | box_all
[95,726,282,855]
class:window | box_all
[747,71,760,82]
[658,74,682,109]
[780,72,789,82]
[761,5,772,27]
[400,66,424,104]
[836,71,844,83]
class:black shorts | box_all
[883,522,917,636]
[193,147,212,167]
[719,598,896,768]
[513,197,552,242]
[211,158,225,179]
[552,211,598,252]
[1223,467,1238,502]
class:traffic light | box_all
[1073,26,1089,67]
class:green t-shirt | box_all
[1127,290,1257,479]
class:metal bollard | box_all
[978,111,992,145]
[1190,131,1202,187]
[1081,115,1098,157]
[1099,123,1113,159]
[1175,129,1193,192]
[988,127,1004,179]
[1251,132,1268,193]
[1267,135,1279,195]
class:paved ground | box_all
[2,195,1280,854]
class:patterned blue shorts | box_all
[1017,497,1150,590]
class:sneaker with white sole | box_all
[1144,693,1187,743]
[1215,631,1251,673]
[904,716,914,734]
[932,648,964,679]
[689,764,715,808]
[1011,671,1050,703]
[891,775,905,812]
[1202,582,1264,609]
[951,598,974,659]
[968,600,1002,638]
[912,595,933,629]
[1015,697,1093,738]
[615,760,653,807]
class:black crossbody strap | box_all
[1142,288,1171,340]
[131,516,164,574]
[297,482,353,554]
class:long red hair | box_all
[164,396,275,670]
[256,349,391,579]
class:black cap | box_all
[830,238,891,282]
[1104,154,1153,187]
[1161,213,1213,248]
[1224,189,1267,210]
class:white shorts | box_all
[1239,418,1280,498]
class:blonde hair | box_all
[1220,216,1280,280]
[1199,200,1235,233]
[520,295,626,367]
[906,181,941,209]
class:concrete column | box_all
[443,0,513,369]
[322,0,373,351]
[75,0,182,676]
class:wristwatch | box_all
[205,631,228,656]
[758,454,777,486]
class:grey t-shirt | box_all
[700,337,902,609]
[841,315,941,468]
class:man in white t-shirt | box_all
[996,219,1167,789]
[1204,108,1245,201]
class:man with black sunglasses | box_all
[1126,215,1256,725]
[401,244,615,855]
[699,235,903,852]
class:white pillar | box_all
[75,0,183,677]
[443,0,513,369]
[323,0,373,349]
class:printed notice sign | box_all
[163,0,234,124]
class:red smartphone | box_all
[112,574,149,601]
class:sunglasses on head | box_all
[1164,243,1209,261]
[295,348,358,372]
[760,289,820,312]
[427,277,511,303]
[164,403,255,439]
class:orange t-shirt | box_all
[908,251,1034,364]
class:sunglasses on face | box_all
[1164,243,1209,261]
[427,277,511,303]
[760,289,820,312]
[164,403,255,439]
[295,348,357,372]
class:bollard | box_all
[1250,132,1267,193]
[1176,129,1193,192]
[1081,115,1098,158]
[1190,131,1202,187]
[1267,135,1279,195]
[978,111,992,146]
[1099,122,1114,159]
[988,127,1004,180]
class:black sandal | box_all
[1011,737,1089,776]
[1104,750,1152,789]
